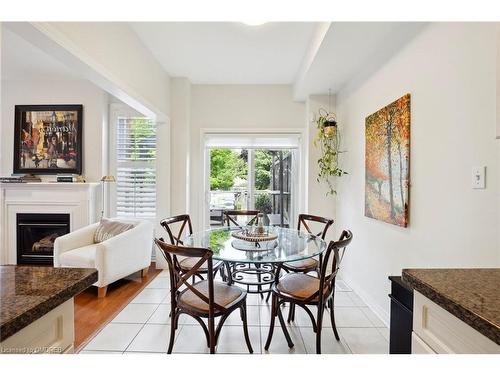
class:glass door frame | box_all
[201,129,306,230]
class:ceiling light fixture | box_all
[241,21,267,26]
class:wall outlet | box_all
[472,166,486,189]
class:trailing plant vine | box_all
[314,109,347,195]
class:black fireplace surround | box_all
[16,213,70,265]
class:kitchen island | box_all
[0,266,97,354]
[402,268,499,354]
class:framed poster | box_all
[14,105,83,175]
[365,94,410,227]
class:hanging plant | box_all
[314,109,347,195]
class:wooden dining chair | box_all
[160,214,223,280]
[224,209,260,228]
[154,238,253,354]
[264,230,353,354]
[279,214,334,314]
[283,214,334,274]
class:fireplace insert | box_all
[17,213,70,265]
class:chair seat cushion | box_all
[283,258,318,271]
[58,244,97,268]
[178,280,243,313]
[178,257,221,272]
[276,273,327,301]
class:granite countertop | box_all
[0,266,97,342]
[402,268,500,345]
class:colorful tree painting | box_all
[365,94,410,227]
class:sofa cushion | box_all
[93,218,135,243]
[58,244,97,268]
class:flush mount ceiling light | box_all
[241,21,267,26]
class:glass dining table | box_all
[184,226,327,295]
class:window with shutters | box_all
[114,115,157,219]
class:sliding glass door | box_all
[207,146,297,228]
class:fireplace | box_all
[16,213,70,265]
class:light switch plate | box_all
[472,166,486,189]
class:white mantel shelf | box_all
[0,182,100,188]
[0,182,100,265]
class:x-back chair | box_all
[223,209,260,228]
[160,214,223,280]
[264,230,353,354]
[279,214,334,314]
[154,238,253,354]
[283,214,334,274]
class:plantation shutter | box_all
[116,117,157,218]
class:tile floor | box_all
[81,270,389,354]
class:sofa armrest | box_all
[94,221,154,285]
[54,223,99,267]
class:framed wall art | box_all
[365,94,410,227]
[13,104,83,175]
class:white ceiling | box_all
[293,22,427,100]
[2,22,427,101]
[130,22,318,84]
[1,26,81,80]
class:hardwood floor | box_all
[74,263,162,352]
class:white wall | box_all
[169,78,191,217]
[305,95,337,241]
[0,79,108,182]
[189,85,306,231]
[335,23,500,325]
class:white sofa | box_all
[54,219,154,297]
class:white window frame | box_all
[109,103,157,223]
[201,129,306,230]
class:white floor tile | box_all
[126,324,171,353]
[217,325,261,354]
[377,327,390,341]
[339,327,389,354]
[147,304,172,324]
[261,325,306,354]
[246,293,262,306]
[259,303,288,327]
[112,304,158,324]
[224,305,260,326]
[335,280,352,292]
[157,270,169,278]
[334,307,374,327]
[79,274,390,355]
[160,294,171,304]
[300,328,351,354]
[360,307,387,327]
[146,277,170,289]
[171,325,210,354]
[286,305,326,328]
[346,292,366,307]
[275,305,373,329]
[84,323,143,351]
[333,292,357,307]
[131,288,168,304]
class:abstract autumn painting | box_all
[365,94,410,227]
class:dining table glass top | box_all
[184,226,327,264]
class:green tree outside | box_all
[210,149,247,190]
[210,148,275,191]
[254,150,272,190]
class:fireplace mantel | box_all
[0,182,100,265]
